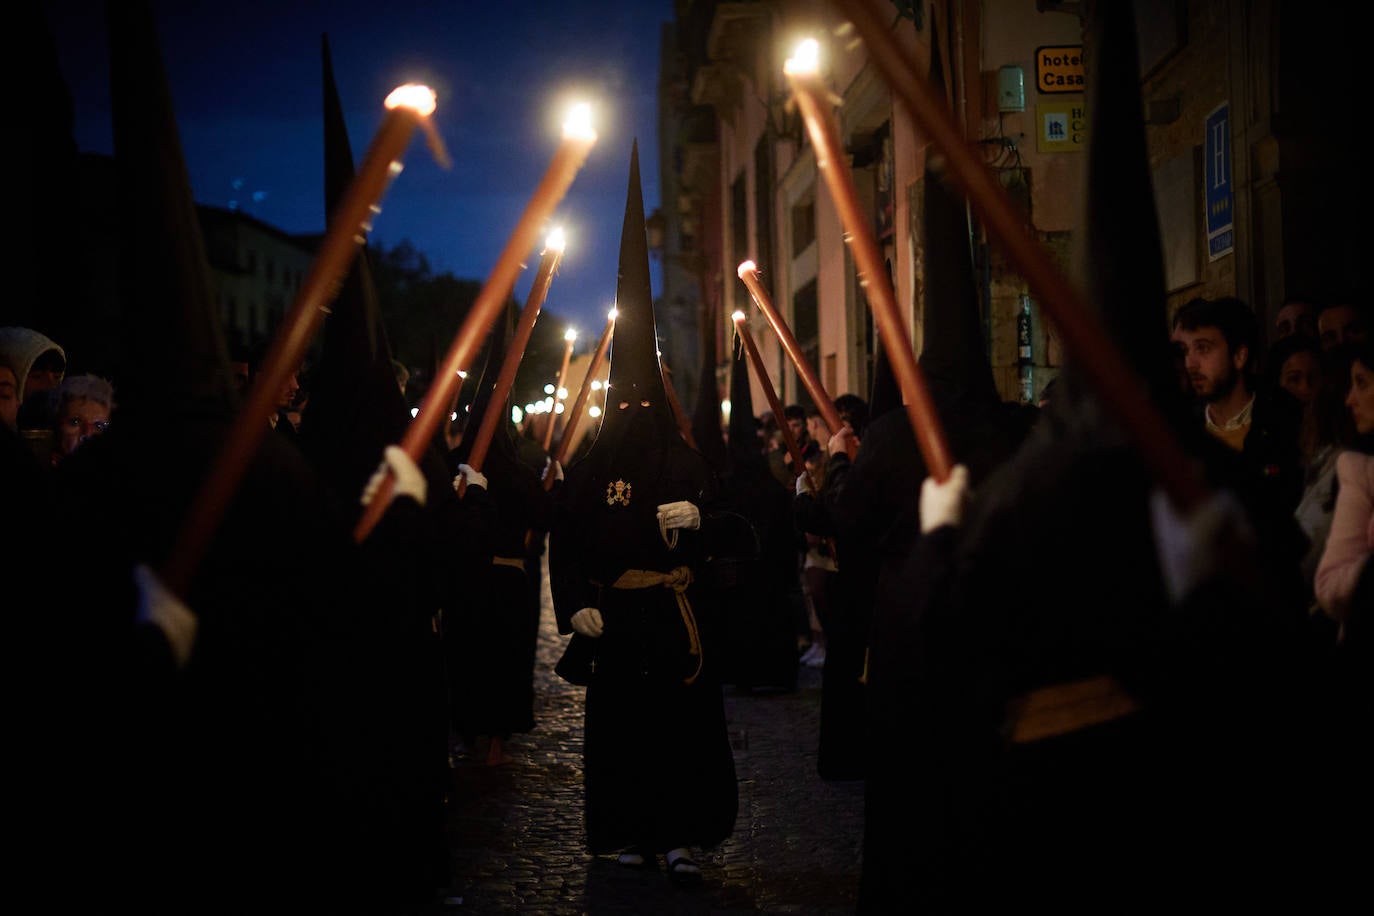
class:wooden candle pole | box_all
[785,44,953,482]
[829,5,1205,511]
[163,86,441,596]
[544,309,614,490]
[543,329,577,451]
[355,104,597,540]
[660,360,697,449]
[734,311,814,488]
[463,231,565,480]
[737,260,855,457]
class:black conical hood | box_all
[869,261,902,420]
[916,21,998,409]
[1070,0,1179,409]
[727,328,763,474]
[298,33,434,508]
[690,299,728,474]
[22,7,83,346]
[110,0,235,421]
[604,141,671,424]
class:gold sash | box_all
[1007,675,1141,744]
[609,567,702,685]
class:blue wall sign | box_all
[1204,102,1234,261]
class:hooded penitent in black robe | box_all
[889,4,1328,909]
[292,33,457,903]
[549,143,737,855]
[712,332,801,692]
[445,308,550,743]
[47,7,392,910]
[849,19,1038,911]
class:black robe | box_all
[444,442,548,739]
[549,408,738,854]
[712,460,802,693]
[907,387,1329,909]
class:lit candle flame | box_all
[546,226,567,253]
[563,103,596,142]
[732,310,747,323]
[385,84,438,116]
[737,260,757,278]
[564,328,578,342]
[784,39,821,76]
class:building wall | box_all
[199,206,315,351]
[674,0,1349,423]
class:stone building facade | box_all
[659,0,1362,417]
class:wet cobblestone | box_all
[430,550,864,914]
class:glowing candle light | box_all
[164,84,444,594]
[733,310,814,487]
[356,102,597,539]
[545,307,615,490]
[785,39,952,482]
[737,260,853,455]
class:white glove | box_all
[570,607,604,638]
[656,500,701,530]
[919,464,970,534]
[657,500,700,550]
[544,457,564,483]
[133,563,197,669]
[362,445,427,507]
[452,463,487,492]
[828,424,858,457]
[1149,487,1253,604]
[796,470,816,497]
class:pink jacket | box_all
[1315,451,1374,622]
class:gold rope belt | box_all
[609,567,702,685]
[1006,675,1141,744]
[492,556,526,571]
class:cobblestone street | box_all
[433,551,865,914]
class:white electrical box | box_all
[998,65,1025,113]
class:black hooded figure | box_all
[897,3,1318,909]
[848,16,1038,912]
[445,303,549,761]
[46,3,382,910]
[714,331,801,691]
[689,299,730,477]
[549,143,738,875]
[293,33,457,905]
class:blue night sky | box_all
[45,0,673,343]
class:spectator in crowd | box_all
[49,374,115,463]
[1273,296,1318,341]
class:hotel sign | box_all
[1036,45,1084,93]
